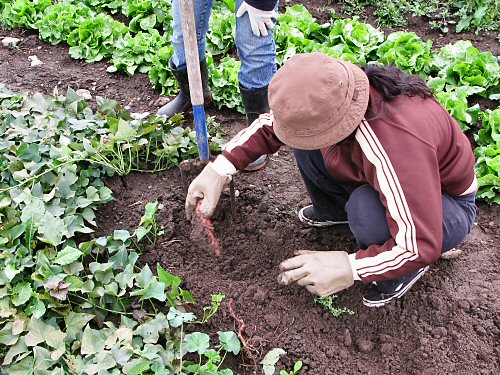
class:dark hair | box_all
[363,64,433,120]
[364,64,434,101]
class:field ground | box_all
[1,1,499,374]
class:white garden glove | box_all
[278,250,354,297]
[236,1,278,37]
[185,163,231,220]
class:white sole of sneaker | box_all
[298,206,349,227]
[362,266,430,308]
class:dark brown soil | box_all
[1,2,499,374]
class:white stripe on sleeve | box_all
[224,113,274,153]
[354,121,419,277]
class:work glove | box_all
[278,250,354,297]
[236,1,278,37]
[185,163,231,220]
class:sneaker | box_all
[298,205,349,227]
[244,154,268,172]
[362,266,430,307]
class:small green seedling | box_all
[135,201,164,245]
[261,348,304,375]
[197,293,225,324]
[280,360,303,375]
[315,295,356,317]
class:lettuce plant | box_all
[0,0,51,29]
[108,30,169,75]
[446,48,500,89]
[122,0,173,34]
[67,14,129,62]
[434,86,482,131]
[207,0,236,56]
[274,5,328,64]
[475,108,500,147]
[37,3,94,45]
[209,56,244,113]
[77,0,124,14]
[148,45,179,96]
[431,40,500,95]
[475,145,500,204]
[325,17,385,65]
[376,31,434,75]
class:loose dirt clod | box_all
[190,200,222,256]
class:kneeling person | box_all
[185,53,478,307]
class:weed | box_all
[315,295,356,317]
[135,200,163,245]
[280,360,304,375]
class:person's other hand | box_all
[185,163,231,220]
[236,2,278,37]
[277,250,354,297]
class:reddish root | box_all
[227,298,261,367]
[191,200,221,256]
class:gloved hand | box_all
[277,250,354,297]
[236,1,278,37]
[185,163,231,220]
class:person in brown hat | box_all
[184,52,478,307]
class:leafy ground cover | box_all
[1,0,499,374]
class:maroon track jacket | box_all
[216,87,476,282]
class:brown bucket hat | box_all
[269,53,370,150]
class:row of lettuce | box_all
[0,84,240,374]
[1,0,499,203]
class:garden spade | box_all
[178,0,235,255]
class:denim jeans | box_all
[171,0,278,89]
[293,149,477,281]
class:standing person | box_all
[158,0,279,170]
[184,53,478,307]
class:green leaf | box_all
[0,322,18,345]
[24,317,65,348]
[157,264,181,288]
[167,307,196,327]
[218,331,241,355]
[81,325,107,356]
[130,278,166,302]
[140,14,156,30]
[65,312,94,342]
[20,199,45,224]
[37,211,67,246]
[12,282,32,306]
[294,360,303,372]
[135,264,154,288]
[261,348,287,375]
[114,229,131,242]
[185,332,210,354]
[54,245,83,265]
[126,360,152,375]
[26,298,46,319]
[134,313,169,344]
[17,143,42,162]
[115,118,136,141]
[2,355,34,375]
[55,170,79,199]
[2,339,28,365]
[82,207,97,226]
[135,226,149,241]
